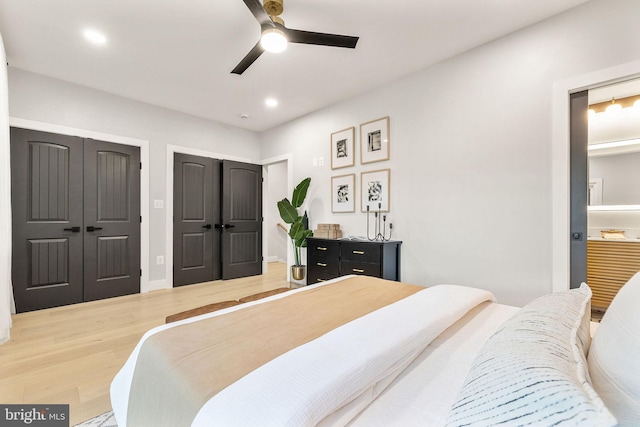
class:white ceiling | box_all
[0,0,591,132]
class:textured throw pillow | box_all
[445,284,617,427]
[588,272,640,426]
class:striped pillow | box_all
[445,284,617,427]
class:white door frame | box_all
[8,117,151,292]
[551,59,640,293]
[260,154,293,280]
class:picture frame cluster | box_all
[330,116,391,213]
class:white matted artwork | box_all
[361,169,390,212]
[331,127,355,169]
[332,173,356,213]
[360,116,390,164]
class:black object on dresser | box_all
[306,237,402,285]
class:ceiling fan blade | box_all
[286,29,359,49]
[231,41,265,75]
[241,0,273,27]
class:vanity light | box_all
[605,100,622,114]
[590,95,640,114]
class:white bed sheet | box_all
[348,301,520,427]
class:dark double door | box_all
[173,154,262,286]
[11,128,141,312]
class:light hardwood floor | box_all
[0,262,288,425]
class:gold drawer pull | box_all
[353,268,365,273]
[353,250,365,255]
[316,278,326,282]
[317,247,328,251]
[317,262,327,267]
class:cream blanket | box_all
[111,276,494,426]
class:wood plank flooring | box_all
[0,262,288,425]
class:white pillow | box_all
[446,284,617,427]
[589,271,640,426]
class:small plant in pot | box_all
[277,177,313,281]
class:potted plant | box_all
[277,177,313,281]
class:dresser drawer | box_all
[307,266,342,284]
[340,260,382,278]
[308,261,339,279]
[340,242,381,263]
[308,239,340,261]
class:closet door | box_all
[83,139,141,301]
[173,153,221,286]
[221,160,263,279]
[11,128,141,312]
[10,128,84,312]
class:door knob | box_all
[63,226,81,232]
[86,226,103,232]
[202,224,212,229]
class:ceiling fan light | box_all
[261,28,287,53]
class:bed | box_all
[110,272,640,426]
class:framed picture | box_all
[331,173,356,213]
[360,116,390,164]
[331,127,355,169]
[361,169,390,212]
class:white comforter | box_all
[111,279,495,427]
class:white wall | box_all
[260,0,640,306]
[8,68,261,283]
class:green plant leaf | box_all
[289,220,304,241]
[277,198,299,224]
[297,229,313,248]
[291,177,311,209]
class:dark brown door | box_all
[11,128,84,312]
[173,153,221,286]
[83,139,141,301]
[11,128,141,312]
[221,160,263,280]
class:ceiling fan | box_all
[232,0,359,75]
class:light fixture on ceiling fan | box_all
[260,0,287,53]
[232,0,359,75]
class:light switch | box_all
[154,200,164,209]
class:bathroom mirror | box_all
[588,140,640,209]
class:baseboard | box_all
[266,255,279,263]
[143,279,169,293]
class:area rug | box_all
[73,411,117,427]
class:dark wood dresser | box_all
[306,237,402,285]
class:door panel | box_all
[570,90,589,289]
[83,139,141,301]
[221,160,262,280]
[11,128,84,312]
[173,153,220,286]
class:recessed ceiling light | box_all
[83,29,107,46]
[265,98,278,108]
